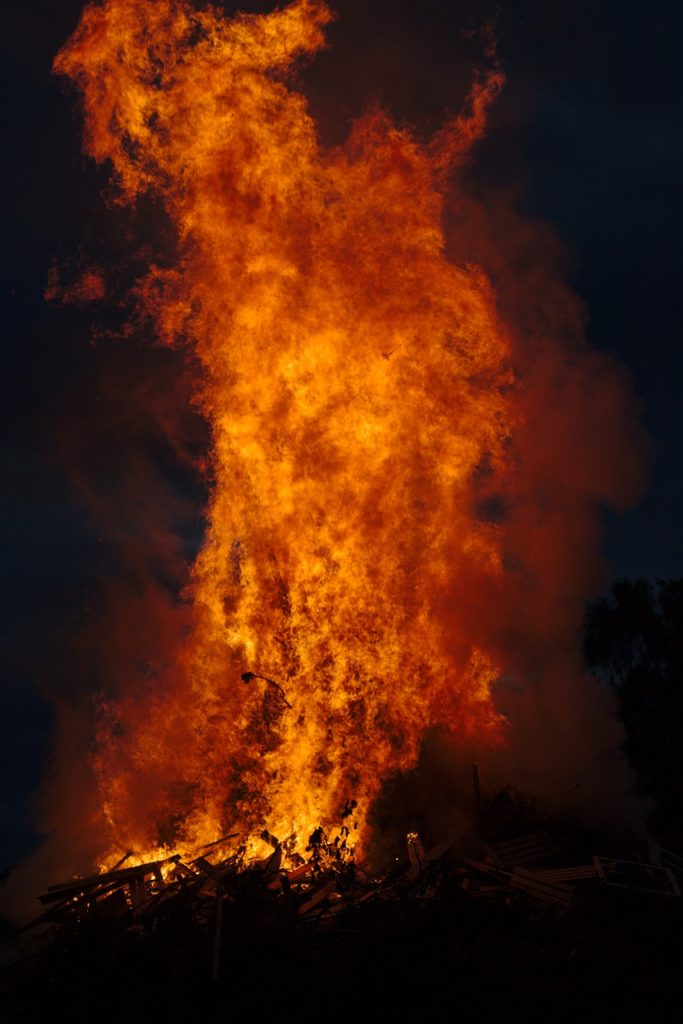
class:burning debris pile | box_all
[1,0,665,1014]
[3,785,681,1020]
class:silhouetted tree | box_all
[584,579,683,833]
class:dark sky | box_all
[1,0,681,868]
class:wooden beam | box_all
[511,868,574,910]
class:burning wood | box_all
[9,790,678,949]
[405,832,427,881]
[0,1,667,1018]
[4,787,681,1023]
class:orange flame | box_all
[52,0,640,866]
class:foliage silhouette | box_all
[584,579,683,832]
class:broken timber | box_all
[593,857,680,897]
[489,831,558,870]
[511,868,574,911]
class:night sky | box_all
[1,0,681,870]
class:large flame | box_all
[51,0,642,866]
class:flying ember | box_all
[52,0,641,868]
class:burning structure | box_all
[15,0,647,891]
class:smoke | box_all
[2,290,208,921]
[443,189,646,813]
[369,196,648,850]
[366,181,648,854]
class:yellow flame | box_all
[57,0,511,862]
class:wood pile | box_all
[2,789,682,1021]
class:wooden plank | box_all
[194,857,226,883]
[491,832,557,869]
[287,862,313,884]
[657,846,683,877]
[40,876,118,906]
[655,836,683,856]
[41,856,180,904]
[406,832,426,881]
[460,857,512,884]
[513,866,573,894]
[536,865,600,882]
[425,834,458,862]
[196,833,239,853]
[128,875,147,908]
[94,886,129,919]
[46,852,131,891]
[261,845,282,880]
[81,879,131,908]
[45,875,115,898]
[174,861,198,878]
[512,868,574,910]
[298,880,336,916]
[593,857,681,897]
